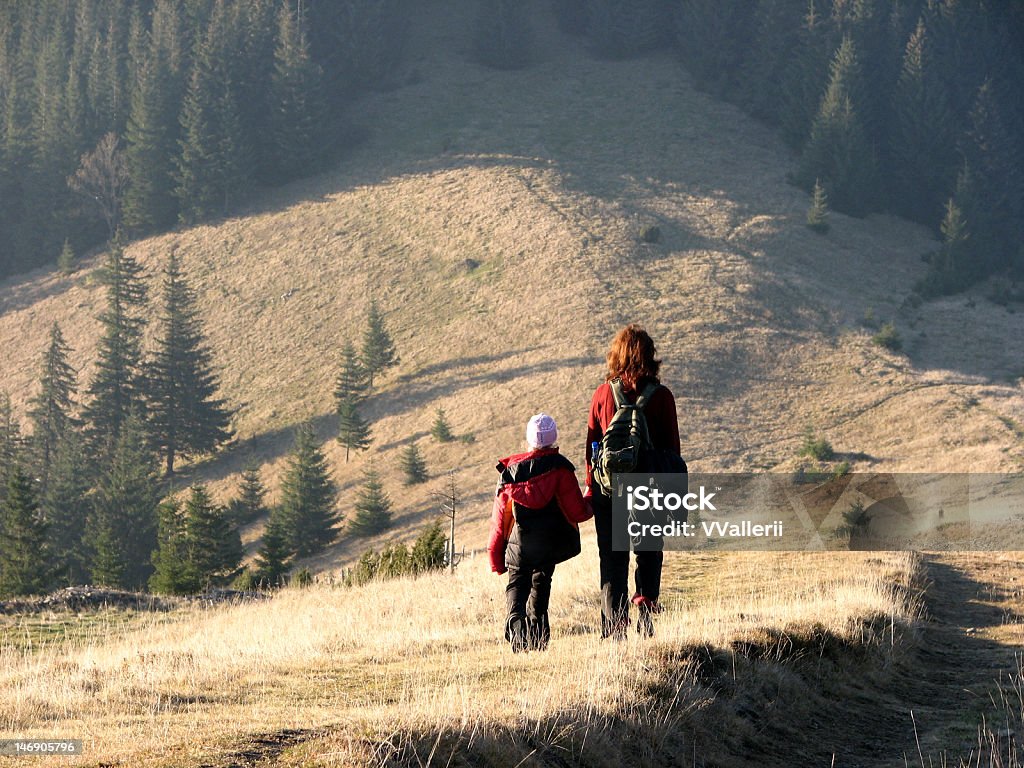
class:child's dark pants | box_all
[505,562,555,650]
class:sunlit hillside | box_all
[1,3,1022,575]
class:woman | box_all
[585,324,681,639]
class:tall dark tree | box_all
[267,0,324,181]
[182,484,242,590]
[40,431,92,586]
[0,392,24,503]
[149,498,190,594]
[674,0,753,91]
[360,300,399,387]
[175,0,250,223]
[254,510,292,588]
[795,36,878,216]
[31,12,76,258]
[28,323,78,486]
[779,4,833,149]
[124,49,178,232]
[349,465,393,537]
[737,0,805,123]
[81,238,148,457]
[0,466,50,598]
[87,414,160,589]
[146,250,233,476]
[335,341,370,462]
[279,422,339,558]
[959,81,1023,273]
[891,16,956,224]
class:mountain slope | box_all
[1,1,1022,570]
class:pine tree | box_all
[674,0,752,89]
[174,0,250,223]
[360,300,399,387]
[254,510,292,588]
[40,430,91,586]
[335,342,371,462]
[182,484,241,590]
[937,197,969,274]
[960,81,1023,275]
[337,400,371,463]
[795,36,878,217]
[124,46,179,233]
[0,466,50,598]
[891,16,956,224]
[0,392,24,503]
[279,422,339,558]
[268,1,324,181]
[399,442,428,485]
[431,408,454,443]
[87,414,160,589]
[149,498,190,594]
[410,519,447,574]
[737,0,805,124]
[146,251,233,476]
[81,238,148,457]
[779,2,832,149]
[334,341,368,405]
[806,178,830,233]
[228,465,267,525]
[28,323,77,486]
[349,465,392,537]
[31,12,75,257]
[57,239,76,274]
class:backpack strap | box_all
[610,378,628,409]
[610,379,659,409]
[634,382,660,410]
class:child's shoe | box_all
[527,614,550,651]
[505,615,528,653]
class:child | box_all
[488,413,592,652]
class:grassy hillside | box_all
[1,2,1023,573]
[1,4,1023,766]
[3,547,1021,767]
[0,545,924,767]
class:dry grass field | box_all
[0,544,925,767]
[0,2,1022,765]
[2,545,1021,766]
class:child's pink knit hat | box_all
[526,413,558,449]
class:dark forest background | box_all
[1,0,1022,290]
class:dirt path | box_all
[807,553,1023,767]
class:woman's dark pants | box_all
[593,492,663,636]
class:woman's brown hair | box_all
[605,324,661,386]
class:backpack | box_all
[593,379,659,495]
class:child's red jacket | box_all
[487,447,593,574]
